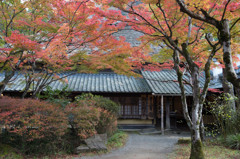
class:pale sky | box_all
[212,55,240,77]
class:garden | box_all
[0,0,240,159]
[0,91,127,158]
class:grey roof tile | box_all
[1,69,208,95]
[141,70,205,95]
[1,72,152,93]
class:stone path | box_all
[76,132,190,159]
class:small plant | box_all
[225,134,240,150]
[107,131,128,150]
[177,137,191,144]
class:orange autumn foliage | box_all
[0,96,68,141]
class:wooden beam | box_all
[161,95,164,135]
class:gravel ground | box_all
[76,131,190,159]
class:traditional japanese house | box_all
[0,69,207,129]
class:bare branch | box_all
[230,18,240,30]
[221,0,231,21]
[175,0,219,27]
[149,3,167,36]
[186,17,192,45]
[189,22,205,45]
[156,0,173,37]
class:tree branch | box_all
[221,0,231,21]
[230,18,240,30]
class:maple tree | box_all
[175,0,240,88]
[96,0,238,158]
[0,0,134,97]
[175,0,240,110]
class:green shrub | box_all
[208,94,240,136]
[75,93,120,115]
[225,134,240,150]
[74,93,120,136]
[65,102,100,139]
[38,85,71,108]
[95,109,118,135]
[94,96,120,115]
[0,144,23,159]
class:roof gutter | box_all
[151,93,193,96]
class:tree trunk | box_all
[0,71,15,94]
[32,87,42,98]
[22,81,32,99]
[173,44,205,159]
[235,87,240,109]
[221,20,240,89]
[222,68,236,111]
[200,118,205,141]
[190,128,204,159]
[190,67,205,159]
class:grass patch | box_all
[0,144,76,159]
[107,131,128,151]
[0,144,23,159]
[168,139,240,159]
[177,137,191,144]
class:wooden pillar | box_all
[165,97,170,130]
[161,95,164,135]
[153,96,157,125]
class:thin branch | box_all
[156,0,173,37]
[221,0,231,21]
[230,18,240,30]
[189,22,205,45]
[186,17,192,45]
[69,0,89,27]
[128,3,165,35]
[149,3,167,36]
[200,37,222,102]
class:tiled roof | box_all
[113,27,161,55]
[113,27,143,47]
[0,72,151,93]
[1,70,210,95]
[209,78,222,89]
[141,70,205,95]
[0,73,25,92]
